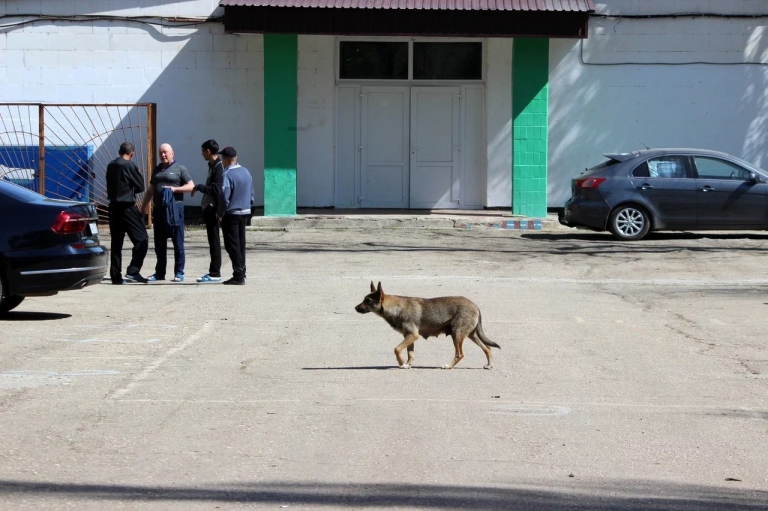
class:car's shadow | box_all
[0,311,72,321]
[525,231,768,242]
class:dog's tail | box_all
[476,313,500,349]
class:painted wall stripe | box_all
[512,38,549,218]
[264,34,298,216]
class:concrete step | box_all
[246,211,565,231]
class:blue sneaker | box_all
[196,274,222,283]
[147,274,164,282]
[172,273,184,282]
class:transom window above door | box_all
[339,41,483,81]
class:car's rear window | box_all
[633,156,688,179]
[0,180,44,203]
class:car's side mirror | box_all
[749,172,762,183]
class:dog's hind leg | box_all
[442,335,465,369]
[395,333,419,369]
[470,332,493,369]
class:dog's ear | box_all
[377,281,383,295]
[370,281,376,293]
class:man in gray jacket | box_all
[217,146,254,285]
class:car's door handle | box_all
[701,186,714,192]
[640,184,653,190]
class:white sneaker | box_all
[196,274,222,283]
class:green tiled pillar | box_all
[264,34,297,216]
[512,38,549,218]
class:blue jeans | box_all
[153,203,185,278]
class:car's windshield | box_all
[0,180,45,203]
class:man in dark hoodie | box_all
[106,142,149,284]
[191,139,224,282]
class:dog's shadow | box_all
[301,366,482,370]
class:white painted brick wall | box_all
[595,0,768,16]
[2,0,766,208]
[0,13,263,204]
[547,0,768,207]
[8,0,223,17]
[487,38,513,208]
[0,50,23,69]
[75,34,111,51]
[6,32,44,50]
[297,35,335,207]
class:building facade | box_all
[1,0,767,216]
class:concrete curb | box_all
[246,215,565,231]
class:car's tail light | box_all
[575,177,607,189]
[51,211,88,234]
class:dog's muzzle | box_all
[355,304,369,313]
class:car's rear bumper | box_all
[560,198,611,231]
[4,246,108,296]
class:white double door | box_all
[360,86,462,209]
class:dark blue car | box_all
[560,148,768,240]
[0,180,108,313]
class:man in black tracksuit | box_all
[192,139,225,282]
[106,142,149,284]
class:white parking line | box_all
[107,322,212,400]
[54,338,161,344]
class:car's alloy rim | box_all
[616,208,645,237]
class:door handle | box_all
[701,186,714,192]
[640,184,653,190]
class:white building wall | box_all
[0,0,266,205]
[549,0,768,207]
[485,38,513,208]
[297,35,335,207]
[3,0,768,210]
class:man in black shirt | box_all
[191,139,224,282]
[140,143,194,282]
[106,142,149,284]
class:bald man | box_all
[141,143,194,282]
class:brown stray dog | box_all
[355,282,500,369]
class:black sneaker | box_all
[222,278,245,286]
[124,273,149,284]
[111,279,124,285]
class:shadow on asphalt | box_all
[302,366,398,370]
[189,230,768,257]
[0,480,764,509]
[524,231,768,242]
[0,311,71,321]
[301,366,465,370]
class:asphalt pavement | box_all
[1,226,767,510]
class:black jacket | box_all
[106,157,144,203]
[194,158,224,210]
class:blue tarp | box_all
[0,145,93,202]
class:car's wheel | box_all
[0,270,24,314]
[609,204,651,241]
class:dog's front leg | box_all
[406,343,416,367]
[395,333,419,369]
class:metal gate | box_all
[0,103,156,223]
